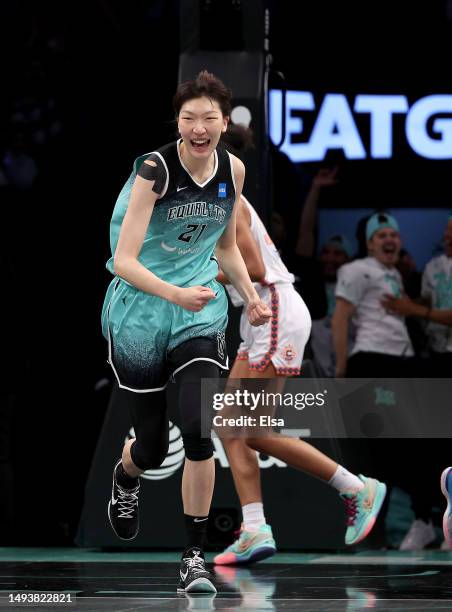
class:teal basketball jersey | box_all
[106,140,236,287]
[101,140,235,391]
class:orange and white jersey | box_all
[226,196,294,306]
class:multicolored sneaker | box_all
[440,467,452,548]
[213,524,276,565]
[341,475,387,546]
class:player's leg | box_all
[244,368,386,546]
[169,341,222,593]
[218,359,368,559]
[222,358,266,506]
[248,443,386,546]
[106,286,173,539]
[176,360,217,526]
[214,357,278,565]
[108,385,169,541]
[225,283,385,552]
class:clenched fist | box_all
[174,286,216,312]
[246,299,272,327]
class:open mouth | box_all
[190,138,210,151]
[382,245,397,254]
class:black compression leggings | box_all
[118,360,220,470]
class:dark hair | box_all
[173,70,232,117]
[220,123,254,157]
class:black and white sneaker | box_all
[107,460,140,540]
[178,547,217,593]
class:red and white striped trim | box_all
[274,365,301,376]
[248,283,279,372]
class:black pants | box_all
[117,355,220,469]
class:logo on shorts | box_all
[281,344,296,362]
[217,331,226,360]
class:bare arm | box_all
[114,160,214,312]
[295,167,338,257]
[215,156,271,326]
[331,297,356,377]
[428,309,452,325]
[217,196,265,284]
[382,294,452,325]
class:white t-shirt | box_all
[310,282,357,376]
[226,197,294,307]
[421,254,452,353]
[335,257,414,357]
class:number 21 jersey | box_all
[106,139,236,287]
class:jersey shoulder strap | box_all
[131,142,178,200]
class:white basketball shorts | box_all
[236,283,312,375]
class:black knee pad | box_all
[182,432,214,461]
[130,437,169,471]
[175,361,219,436]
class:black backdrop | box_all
[2,0,451,545]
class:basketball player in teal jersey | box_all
[101,71,271,593]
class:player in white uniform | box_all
[213,125,386,566]
[227,196,310,376]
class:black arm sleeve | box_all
[136,153,167,195]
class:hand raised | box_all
[313,166,339,189]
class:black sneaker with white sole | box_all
[178,547,217,593]
[107,460,140,540]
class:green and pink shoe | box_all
[214,524,276,565]
[341,475,387,546]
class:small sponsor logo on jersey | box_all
[218,183,227,198]
[161,241,177,252]
[177,246,201,255]
[281,344,296,362]
[177,185,188,191]
[167,201,226,223]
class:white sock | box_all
[242,502,266,532]
[328,465,364,493]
